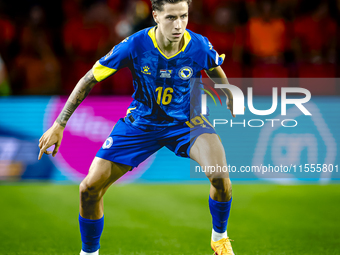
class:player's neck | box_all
[155,27,184,57]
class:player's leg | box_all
[79,157,131,255]
[78,117,163,254]
[189,133,234,254]
[190,133,232,201]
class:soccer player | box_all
[38,0,236,254]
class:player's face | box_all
[153,2,189,42]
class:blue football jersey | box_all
[92,26,224,131]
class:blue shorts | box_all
[96,117,216,168]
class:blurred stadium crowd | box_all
[0,0,339,96]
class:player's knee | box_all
[210,177,232,194]
[79,181,102,203]
[210,177,224,190]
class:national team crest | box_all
[102,137,113,149]
[178,66,193,80]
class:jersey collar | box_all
[148,26,191,59]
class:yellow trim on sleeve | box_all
[92,61,117,82]
[148,26,191,59]
[208,54,225,71]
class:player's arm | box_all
[38,69,98,160]
[205,66,235,118]
[56,70,97,127]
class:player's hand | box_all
[227,97,235,118]
[226,97,246,118]
[38,121,65,160]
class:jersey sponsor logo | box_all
[102,137,113,149]
[141,66,151,75]
[160,69,172,78]
[178,66,193,80]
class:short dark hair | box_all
[151,0,192,11]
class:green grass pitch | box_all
[0,183,339,255]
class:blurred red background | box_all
[0,0,339,96]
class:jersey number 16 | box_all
[155,87,174,105]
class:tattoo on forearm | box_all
[56,70,97,127]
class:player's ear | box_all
[152,10,159,24]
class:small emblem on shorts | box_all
[102,137,113,149]
[178,66,193,80]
